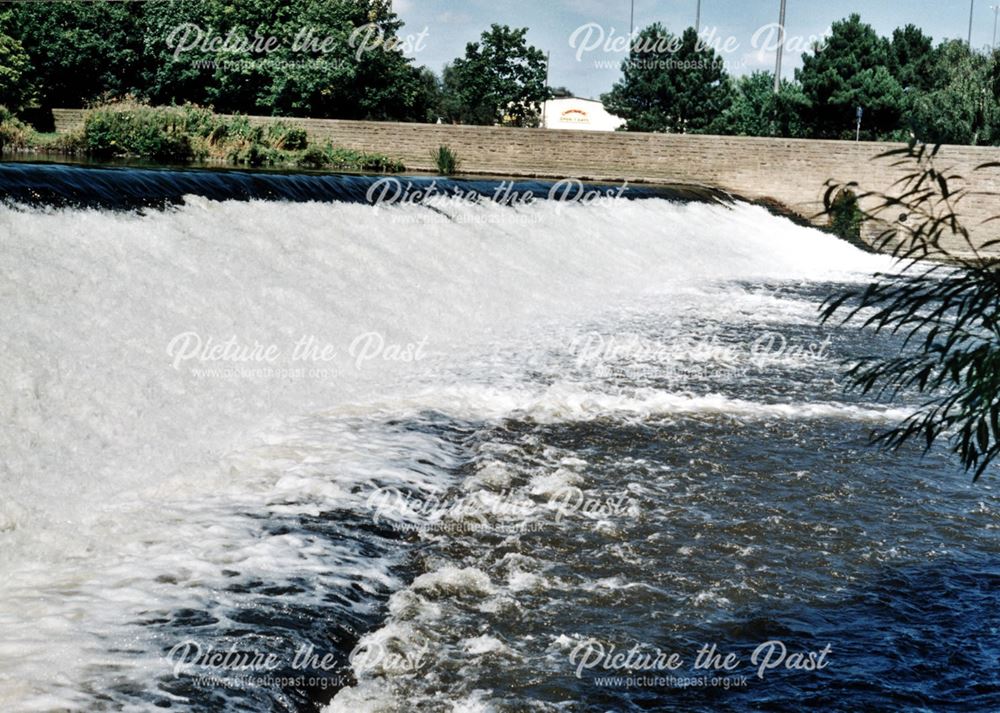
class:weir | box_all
[0,162,730,211]
[48,108,1000,253]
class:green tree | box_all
[716,71,808,138]
[797,14,905,139]
[343,3,434,122]
[136,0,221,108]
[602,25,731,133]
[4,1,142,107]
[440,24,550,127]
[0,29,33,111]
[906,41,999,145]
[889,24,936,92]
[438,63,463,123]
[413,66,443,123]
[8,0,430,121]
[140,0,430,120]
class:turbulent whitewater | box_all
[1,165,996,712]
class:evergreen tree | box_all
[602,24,731,133]
[889,24,937,92]
[797,14,905,140]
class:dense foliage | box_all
[605,13,1000,143]
[2,100,403,170]
[715,72,809,138]
[1,0,434,121]
[0,29,33,112]
[0,5,998,142]
[2,2,142,109]
[796,14,906,140]
[905,40,1000,145]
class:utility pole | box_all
[773,0,787,93]
[696,0,701,31]
[541,51,550,129]
[992,4,999,49]
[630,0,635,36]
[969,0,976,47]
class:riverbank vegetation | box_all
[822,145,1000,479]
[433,145,459,175]
[0,101,404,171]
[2,3,998,144]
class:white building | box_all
[541,97,625,132]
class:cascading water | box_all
[1,164,996,712]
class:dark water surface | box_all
[321,287,998,712]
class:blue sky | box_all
[393,0,999,99]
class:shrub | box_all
[328,146,404,172]
[267,123,308,150]
[35,101,405,171]
[83,103,198,161]
[204,122,229,147]
[296,143,404,172]
[0,106,33,150]
[828,188,863,243]
[177,104,219,138]
[226,141,284,167]
[297,146,329,168]
[433,144,459,175]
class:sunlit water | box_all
[1,165,996,712]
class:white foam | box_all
[462,635,507,655]
[1,194,891,706]
[322,681,397,713]
[344,383,913,425]
[411,567,495,598]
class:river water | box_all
[1,164,996,712]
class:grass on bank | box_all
[0,101,405,173]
